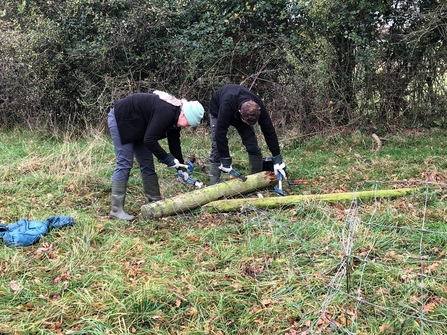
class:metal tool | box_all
[274,173,286,196]
[175,160,203,188]
[229,168,247,182]
[177,171,203,188]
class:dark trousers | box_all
[108,108,156,181]
[209,114,262,163]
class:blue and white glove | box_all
[160,153,182,169]
[219,157,233,173]
[272,154,287,179]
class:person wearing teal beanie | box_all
[182,101,204,127]
[108,91,205,221]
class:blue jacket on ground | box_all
[0,216,74,247]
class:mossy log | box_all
[203,187,420,213]
[141,171,277,219]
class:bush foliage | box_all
[0,0,446,133]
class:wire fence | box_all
[142,176,447,334]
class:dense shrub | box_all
[0,0,446,133]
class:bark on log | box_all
[141,171,277,219]
[203,187,420,213]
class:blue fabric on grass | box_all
[0,216,74,247]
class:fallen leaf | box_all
[260,299,273,306]
[423,302,437,313]
[379,324,388,332]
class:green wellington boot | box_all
[142,174,162,202]
[109,181,135,221]
[209,162,221,185]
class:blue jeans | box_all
[108,108,156,182]
[209,114,262,163]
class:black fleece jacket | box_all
[209,84,280,158]
[113,93,184,163]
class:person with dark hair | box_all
[108,90,205,221]
[208,84,286,185]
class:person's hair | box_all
[153,90,187,107]
[240,100,261,125]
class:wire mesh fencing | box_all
[131,175,447,334]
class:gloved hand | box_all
[219,157,233,173]
[272,154,287,179]
[160,153,182,169]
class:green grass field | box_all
[1,127,447,334]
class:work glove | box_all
[272,154,287,179]
[160,153,182,169]
[219,157,233,173]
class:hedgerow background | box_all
[1,0,446,134]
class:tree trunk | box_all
[141,171,277,219]
[203,188,420,213]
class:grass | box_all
[1,126,447,334]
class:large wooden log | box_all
[141,171,277,219]
[203,187,420,213]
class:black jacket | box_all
[209,84,280,158]
[113,93,184,163]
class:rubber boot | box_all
[109,181,135,221]
[249,154,263,174]
[142,174,162,202]
[209,162,221,185]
